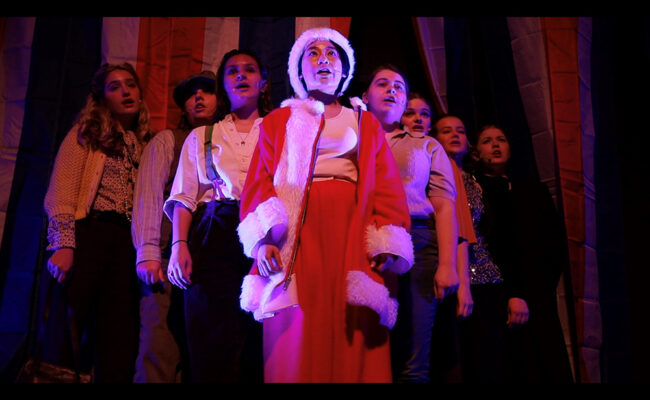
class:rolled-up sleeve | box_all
[427,138,457,202]
[164,130,202,220]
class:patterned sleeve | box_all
[43,126,89,250]
[46,213,76,250]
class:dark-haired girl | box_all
[164,49,271,382]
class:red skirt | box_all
[263,180,392,382]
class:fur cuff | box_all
[346,271,398,329]
[240,274,267,312]
[240,272,299,322]
[349,96,367,111]
[365,224,414,274]
[238,197,288,258]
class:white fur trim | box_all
[240,98,324,324]
[240,99,324,323]
[237,197,288,258]
[349,96,367,111]
[288,27,356,99]
[272,99,323,270]
[346,271,398,329]
[280,98,325,115]
[259,273,299,317]
[365,224,415,274]
[241,272,299,322]
[240,274,267,312]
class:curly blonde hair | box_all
[75,62,152,155]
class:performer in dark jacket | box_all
[471,125,574,383]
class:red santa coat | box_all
[237,98,414,329]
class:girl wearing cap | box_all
[164,50,272,382]
[362,78,464,382]
[237,27,413,383]
[131,69,218,383]
[44,62,152,382]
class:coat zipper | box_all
[282,115,326,291]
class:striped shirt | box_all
[131,129,177,264]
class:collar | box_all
[222,113,263,128]
[388,130,427,140]
[403,129,427,139]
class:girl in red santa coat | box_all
[237,27,414,383]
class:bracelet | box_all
[171,239,188,247]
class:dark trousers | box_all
[391,220,440,383]
[47,213,140,383]
[184,201,262,383]
[459,283,508,383]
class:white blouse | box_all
[313,106,359,182]
[163,114,262,219]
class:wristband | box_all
[171,239,188,247]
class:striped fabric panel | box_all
[0,17,36,248]
[95,17,350,133]
[414,17,447,114]
[542,16,597,383]
[294,17,350,38]
[330,17,351,38]
[469,17,539,181]
[132,17,208,133]
[103,17,240,132]
[101,17,140,67]
[507,17,578,379]
[239,17,295,107]
[0,16,103,343]
[136,17,175,133]
[506,17,557,195]
[202,17,240,73]
[296,17,331,37]
[577,16,602,384]
[164,18,207,131]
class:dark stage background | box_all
[0,16,648,383]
